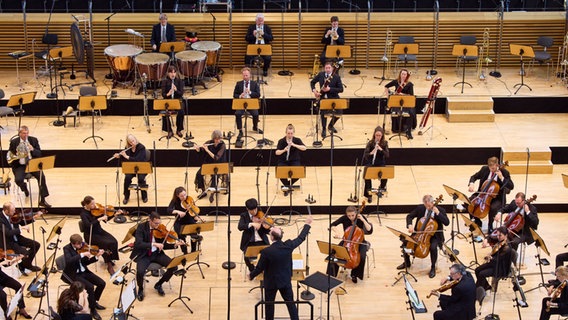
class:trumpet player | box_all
[245,13,273,77]
[233,67,262,141]
[275,124,306,195]
[161,65,185,139]
[320,16,345,66]
[9,126,51,208]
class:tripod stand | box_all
[274,0,293,76]
[79,95,106,149]
[181,97,195,148]
[183,222,214,279]
[510,44,535,94]
[524,228,551,293]
[320,98,348,142]
[167,252,199,313]
[388,94,415,147]
[232,98,259,148]
[256,72,273,148]
[154,99,181,146]
[443,184,470,256]
[202,163,230,222]
[7,92,36,138]
[121,161,152,221]
[460,214,483,269]
[364,166,394,225]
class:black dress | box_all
[79,208,119,262]
[384,80,415,133]
[328,215,373,280]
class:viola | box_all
[427,278,461,298]
[487,194,537,245]
[468,161,509,219]
[254,210,275,229]
[547,280,568,312]
[406,195,443,259]
[77,243,111,256]
[90,203,125,219]
[181,196,200,217]
[485,239,507,262]
[152,224,180,244]
[11,208,46,225]
[343,201,366,270]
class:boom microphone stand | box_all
[342,1,361,75]
[275,1,293,76]
[256,74,273,147]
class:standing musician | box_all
[79,196,121,275]
[9,125,51,208]
[245,13,273,77]
[275,124,307,194]
[539,266,568,320]
[238,198,270,273]
[233,67,262,141]
[320,16,345,66]
[310,61,344,138]
[383,69,415,139]
[0,256,33,319]
[0,202,41,274]
[61,234,107,320]
[161,65,185,138]
[474,226,512,292]
[329,206,373,283]
[130,212,181,301]
[249,216,313,320]
[493,192,538,251]
[150,13,176,52]
[397,195,449,278]
[468,156,514,234]
[168,186,202,254]
[430,264,476,320]
[362,126,389,202]
[112,134,148,205]
[194,129,227,203]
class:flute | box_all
[106,147,131,162]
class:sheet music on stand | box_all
[403,274,427,313]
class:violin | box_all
[77,243,111,256]
[547,280,568,312]
[11,208,46,225]
[406,195,443,259]
[254,210,275,229]
[343,201,366,270]
[181,196,200,217]
[152,224,180,244]
[427,278,461,298]
[468,161,509,219]
[90,203,125,219]
[0,248,20,260]
[485,239,507,262]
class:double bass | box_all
[468,161,509,219]
[406,195,443,258]
[343,201,366,270]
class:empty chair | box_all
[455,35,478,74]
[0,89,15,129]
[394,36,418,73]
[530,36,554,79]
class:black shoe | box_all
[123,198,129,205]
[396,262,409,270]
[28,265,41,272]
[209,193,215,203]
[38,200,51,209]
[167,131,173,139]
[23,188,29,197]
[263,70,268,77]
[91,311,102,320]
[237,130,243,140]
[365,195,372,203]
[254,128,263,134]
[328,125,337,133]
[429,267,436,278]
[406,131,413,140]
[176,131,183,138]
[94,302,106,310]
[137,290,144,301]
[351,276,358,283]
[17,310,32,319]
[321,128,327,138]
[142,197,148,203]
[154,283,165,296]
[197,191,207,200]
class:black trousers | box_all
[174,223,198,254]
[124,174,147,200]
[0,269,25,314]
[161,110,185,132]
[13,166,49,200]
[235,109,259,131]
[84,230,119,262]
[264,285,298,320]
[556,252,568,268]
[327,240,369,280]
[63,271,106,312]
[539,297,568,320]
[135,251,177,291]
[13,236,40,270]
[320,110,342,130]
[475,262,496,290]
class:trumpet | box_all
[255,29,264,43]
[331,29,339,41]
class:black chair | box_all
[529,36,554,79]
[49,306,62,320]
[395,36,418,72]
[455,35,478,75]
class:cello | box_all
[487,194,537,244]
[468,161,509,219]
[343,201,366,270]
[406,195,443,259]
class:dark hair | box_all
[149,211,161,221]
[245,198,258,211]
[70,234,83,245]
[57,281,85,315]
[172,186,186,202]
[81,196,94,207]
[515,192,526,200]
[495,226,508,236]
[371,126,385,145]
[330,16,339,22]
[450,263,466,275]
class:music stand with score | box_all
[166,251,200,313]
[510,44,535,94]
[386,226,418,285]
[159,41,186,62]
[232,98,260,147]
[387,94,416,146]
[26,155,55,209]
[325,45,351,67]
[7,91,36,133]
[79,95,107,148]
[393,43,419,71]
[443,184,470,255]
[182,222,214,279]
[246,44,272,84]
[320,98,348,141]
[452,44,478,93]
[364,166,394,225]
[122,161,152,221]
[275,166,305,223]
[202,162,231,221]
[154,99,182,143]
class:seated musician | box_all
[57,281,92,320]
[474,226,512,293]
[245,13,273,77]
[62,234,107,320]
[233,67,262,141]
[168,186,202,254]
[493,192,538,251]
[112,134,148,205]
[397,195,449,278]
[430,264,476,320]
[539,266,568,320]
[151,13,176,52]
[383,69,415,139]
[310,61,344,138]
[161,65,185,138]
[194,129,227,203]
[130,212,181,301]
[79,196,121,275]
[238,198,270,273]
[320,16,345,66]
[0,202,41,274]
[328,206,373,283]
[468,156,514,235]
[0,257,32,319]
[363,126,389,202]
[275,124,306,194]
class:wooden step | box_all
[446,109,495,122]
[446,96,494,110]
[506,160,554,174]
[502,146,552,162]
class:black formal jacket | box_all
[237,211,270,252]
[469,165,514,200]
[406,204,449,244]
[150,23,176,48]
[0,212,23,249]
[130,220,175,261]
[321,27,345,46]
[250,224,311,289]
[61,242,97,282]
[276,136,304,165]
[485,242,513,277]
[363,140,389,167]
[79,208,105,237]
[384,80,414,95]
[551,280,568,311]
[125,143,147,163]
[233,80,261,99]
[161,77,185,99]
[9,136,42,169]
[245,24,273,44]
[438,272,477,320]
[310,71,343,99]
[500,200,539,244]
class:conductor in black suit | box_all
[245,13,273,77]
[233,67,263,141]
[9,126,50,208]
[310,61,343,138]
[320,16,345,65]
[238,198,270,272]
[431,264,477,320]
[0,202,41,274]
[249,215,312,320]
[151,13,176,52]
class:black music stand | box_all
[320,98,348,142]
[166,251,199,314]
[154,99,181,144]
[275,166,305,224]
[452,44,478,93]
[246,44,272,85]
[364,166,394,225]
[388,94,416,146]
[393,43,419,70]
[325,45,352,68]
[202,162,231,221]
[121,161,152,221]
[510,44,535,95]
[460,214,483,268]
[47,46,74,98]
[183,222,214,279]
[159,41,186,67]
[26,155,55,210]
[443,184,470,256]
[386,226,418,285]
[79,95,107,149]
[7,92,36,134]
[299,271,343,320]
[232,98,260,147]
[524,228,551,293]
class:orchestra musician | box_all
[397,195,449,278]
[194,129,227,203]
[233,67,262,141]
[320,16,345,66]
[430,264,476,320]
[160,65,185,138]
[79,196,121,275]
[150,13,176,52]
[0,202,41,274]
[539,266,568,320]
[329,206,373,283]
[493,192,539,251]
[468,156,514,234]
[57,281,92,320]
[245,13,273,77]
[363,126,390,202]
[130,212,181,301]
[474,226,512,293]
[275,124,306,194]
[383,69,415,139]
[112,134,148,205]
[310,61,344,138]
[168,186,201,254]
[61,234,106,320]
[9,125,51,208]
[0,257,32,319]
[249,216,313,320]
[238,198,270,273]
